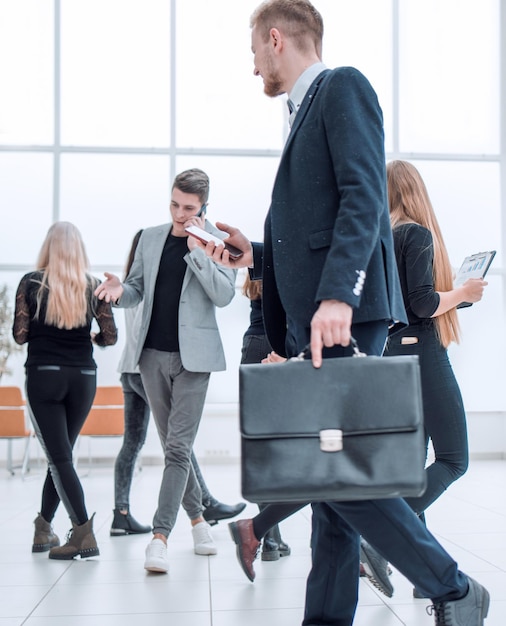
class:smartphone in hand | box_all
[185,225,244,260]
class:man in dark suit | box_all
[199,1,489,624]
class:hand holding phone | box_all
[185,225,244,260]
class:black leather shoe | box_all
[261,525,291,561]
[203,500,246,526]
[261,536,291,561]
[110,508,151,536]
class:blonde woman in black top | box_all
[13,221,117,559]
[386,159,486,516]
[360,160,488,598]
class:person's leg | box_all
[140,350,211,571]
[302,503,359,626]
[229,502,308,580]
[302,496,481,626]
[39,469,61,523]
[170,366,222,556]
[259,503,291,561]
[240,333,286,549]
[32,445,60,552]
[190,449,213,504]
[330,497,468,601]
[295,321,389,623]
[365,329,469,597]
[111,373,152,535]
[27,365,100,561]
[191,450,247,526]
[26,365,95,525]
[402,331,469,513]
[114,373,151,511]
[253,503,307,538]
[140,350,209,537]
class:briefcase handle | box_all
[292,336,366,361]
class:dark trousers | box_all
[385,325,469,514]
[305,498,467,625]
[26,364,96,525]
[114,373,151,510]
[240,333,272,365]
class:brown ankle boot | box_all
[48,513,99,560]
[32,513,60,553]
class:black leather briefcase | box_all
[239,349,427,503]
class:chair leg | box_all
[7,439,14,475]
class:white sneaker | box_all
[144,538,169,573]
[192,521,217,555]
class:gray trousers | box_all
[139,348,210,537]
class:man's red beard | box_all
[263,76,283,98]
[262,57,283,98]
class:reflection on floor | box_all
[0,459,505,625]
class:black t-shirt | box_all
[143,233,188,352]
[243,297,266,337]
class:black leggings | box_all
[26,364,96,525]
[385,325,468,514]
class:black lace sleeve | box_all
[12,275,31,345]
[93,296,118,347]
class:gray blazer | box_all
[117,222,237,373]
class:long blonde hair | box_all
[242,273,263,300]
[35,221,94,329]
[386,160,460,347]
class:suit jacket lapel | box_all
[282,69,330,156]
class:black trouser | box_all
[26,364,96,525]
[385,325,469,514]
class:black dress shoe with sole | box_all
[110,509,151,536]
[261,537,292,561]
[203,501,246,526]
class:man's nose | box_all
[253,67,260,76]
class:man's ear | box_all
[269,27,283,52]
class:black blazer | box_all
[252,67,407,356]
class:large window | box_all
[0,0,503,411]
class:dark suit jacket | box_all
[252,66,407,356]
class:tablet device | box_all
[454,250,495,308]
[454,250,496,287]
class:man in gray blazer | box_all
[95,168,237,573]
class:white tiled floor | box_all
[1,458,505,625]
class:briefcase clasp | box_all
[319,429,343,452]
